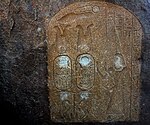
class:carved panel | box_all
[47,1,143,122]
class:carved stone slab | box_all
[47,1,142,123]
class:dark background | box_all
[0,0,150,125]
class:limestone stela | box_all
[47,1,142,122]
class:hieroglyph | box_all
[47,1,142,122]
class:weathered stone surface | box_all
[0,0,150,125]
[47,1,142,122]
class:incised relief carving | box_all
[47,1,143,123]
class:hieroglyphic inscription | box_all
[47,1,143,122]
[54,56,72,90]
[76,54,95,90]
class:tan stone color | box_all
[47,1,143,123]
